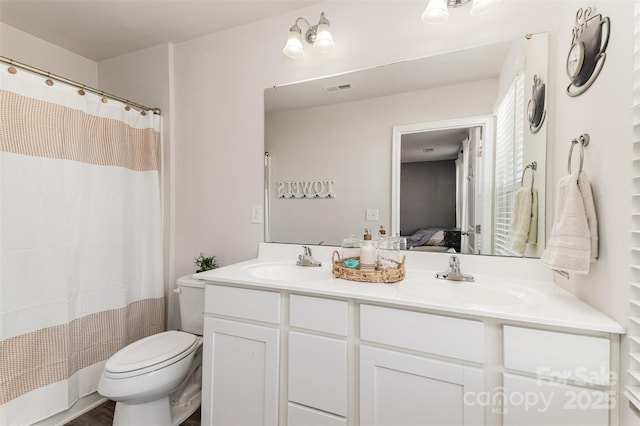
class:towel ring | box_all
[567,134,590,181]
[520,161,537,188]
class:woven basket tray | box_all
[332,250,405,283]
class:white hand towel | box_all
[528,188,539,245]
[579,171,598,261]
[541,171,598,275]
[506,186,538,255]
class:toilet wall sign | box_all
[277,180,336,199]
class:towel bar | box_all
[520,161,537,188]
[568,134,590,181]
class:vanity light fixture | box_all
[283,12,335,59]
[421,0,501,24]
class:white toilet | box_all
[98,276,205,426]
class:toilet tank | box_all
[176,275,205,335]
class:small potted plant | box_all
[194,252,219,273]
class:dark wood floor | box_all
[64,399,201,426]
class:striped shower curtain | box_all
[0,63,164,425]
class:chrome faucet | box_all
[436,255,474,282]
[296,245,322,267]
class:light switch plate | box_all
[251,205,263,224]
[365,209,379,221]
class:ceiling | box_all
[265,41,510,164]
[401,128,472,163]
[265,40,510,113]
[0,0,321,61]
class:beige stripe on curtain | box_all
[0,298,164,404]
[0,90,159,171]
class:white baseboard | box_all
[32,392,108,426]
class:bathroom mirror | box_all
[265,32,548,258]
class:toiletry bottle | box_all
[399,236,407,251]
[360,228,377,270]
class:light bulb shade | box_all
[421,0,449,23]
[283,29,304,59]
[470,0,501,15]
[313,23,335,52]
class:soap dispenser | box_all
[360,228,377,271]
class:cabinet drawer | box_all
[290,294,348,336]
[288,332,348,416]
[360,305,484,363]
[503,326,610,385]
[288,403,346,426]
[205,284,281,324]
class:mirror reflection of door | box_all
[458,128,482,254]
[399,125,483,254]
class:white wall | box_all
[401,160,457,233]
[0,22,97,86]
[266,78,498,245]
[98,43,179,328]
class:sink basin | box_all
[242,262,332,282]
[445,284,526,306]
[404,279,527,307]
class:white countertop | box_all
[194,243,624,334]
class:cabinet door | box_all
[201,318,279,426]
[503,374,610,426]
[288,332,347,416]
[360,346,484,426]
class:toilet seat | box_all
[104,330,198,379]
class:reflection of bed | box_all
[404,228,461,253]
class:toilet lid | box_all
[105,330,197,374]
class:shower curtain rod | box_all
[0,56,161,115]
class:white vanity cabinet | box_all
[200,274,621,426]
[201,285,281,426]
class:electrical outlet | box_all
[365,208,379,221]
[251,205,263,224]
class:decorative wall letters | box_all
[277,180,336,199]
